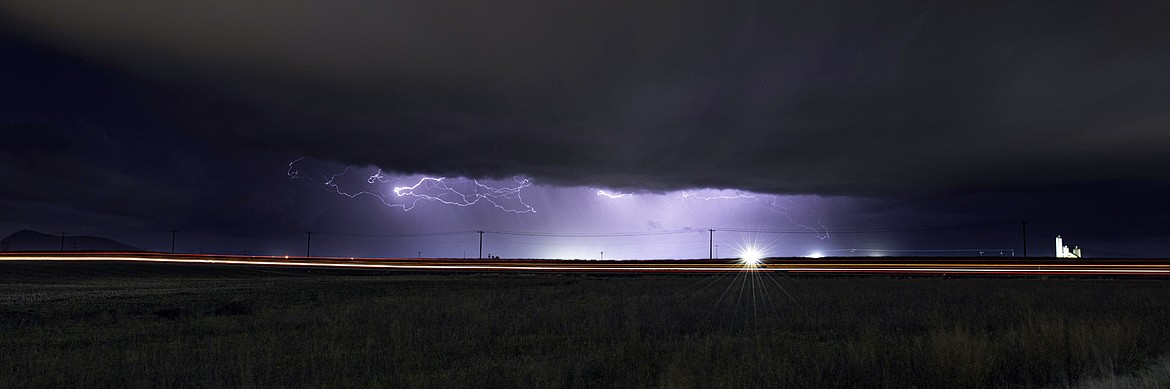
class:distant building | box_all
[1055,235,1081,258]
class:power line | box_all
[202,219,1169,242]
[313,230,478,238]
[290,222,1029,240]
[716,222,1015,234]
[488,239,708,247]
[487,229,697,237]
[708,229,714,259]
[305,231,312,257]
[1029,221,1170,226]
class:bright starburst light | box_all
[739,246,764,266]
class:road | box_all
[3,252,1170,276]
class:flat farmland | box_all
[2,261,1169,388]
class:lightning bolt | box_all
[288,157,536,213]
[756,196,831,240]
[292,156,826,236]
[594,189,631,199]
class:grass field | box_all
[2,261,1169,388]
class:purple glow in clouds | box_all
[288,157,536,213]
[287,157,842,259]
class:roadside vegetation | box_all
[2,261,1168,388]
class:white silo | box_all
[1056,235,1081,258]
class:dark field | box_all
[2,261,1169,388]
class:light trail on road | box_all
[2,253,1170,276]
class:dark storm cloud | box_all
[3,1,1169,207]
[0,120,308,236]
[0,34,329,240]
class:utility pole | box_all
[477,230,485,259]
[1021,221,1027,258]
[306,231,313,257]
[708,229,715,259]
[170,230,177,254]
[60,233,65,251]
[716,244,719,259]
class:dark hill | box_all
[0,229,140,252]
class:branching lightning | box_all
[290,157,828,255]
[288,157,535,213]
[687,191,829,239]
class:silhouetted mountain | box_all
[0,230,140,252]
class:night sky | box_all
[2,1,1169,259]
